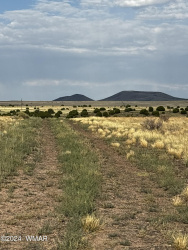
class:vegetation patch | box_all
[0,117,42,184]
[50,119,102,249]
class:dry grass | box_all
[181,186,188,202]
[74,116,188,163]
[82,214,101,233]
[173,233,188,250]
[111,142,120,148]
[172,196,184,206]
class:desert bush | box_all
[48,108,55,114]
[109,110,115,116]
[113,108,120,114]
[140,109,149,116]
[181,110,187,115]
[66,110,79,118]
[94,108,100,113]
[39,111,52,119]
[156,106,165,111]
[152,110,160,117]
[149,106,153,112]
[125,108,133,112]
[141,118,163,130]
[103,111,109,117]
[55,111,62,118]
[96,111,102,117]
[81,109,89,117]
[173,108,179,113]
[100,107,106,111]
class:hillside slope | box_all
[100,91,186,101]
[53,94,94,101]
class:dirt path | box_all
[0,120,63,250]
[69,121,176,250]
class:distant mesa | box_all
[53,94,94,101]
[99,91,186,101]
[53,91,187,102]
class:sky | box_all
[0,0,188,101]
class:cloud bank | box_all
[0,0,187,100]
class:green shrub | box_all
[156,106,165,111]
[38,111,52,119]
[149,106,153,112]
[100,107,106,111]
[103,112,109,117]
[81,109,89,117]
[55,111,62,118]
[125,108,133,112]
[66,110,79,118]
[140,109,149,116]
[96,111,102,117]
[152,111,160,117]
[181,110,187,114]
[113,108,120,114]
[173,108,179,113]
[109,110,115,116]
[48,108,55,114]
[94,108,100,113]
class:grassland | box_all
[72,115,188,248]
[0,101,188,249]
[0,117,42,183]
[50,119,102,249]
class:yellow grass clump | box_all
[82,214,100,233]
[172,196,184,206]
[111,142,120,148]
[167,148,183,159]
[125,138,136,145]
[64,150,71,155]
[173,233,188,250]
[152,140,165,149]
[127,150,135,159]
[139,138,148,148]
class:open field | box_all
[0,102,188,249]
[0,100,188,107]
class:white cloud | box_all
[0,0,188,100]
[23,79,60,86]
[114,0,170,7]
[23,79,91,87]
[138,0,188,19]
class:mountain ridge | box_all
[53,91,187,102]
[99,91,186,101]
[53,94,93,101]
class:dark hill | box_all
[53,94,94,101]
[99,91,186,101]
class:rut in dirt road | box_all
[0,120,64,250]
[70,121,174,250]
